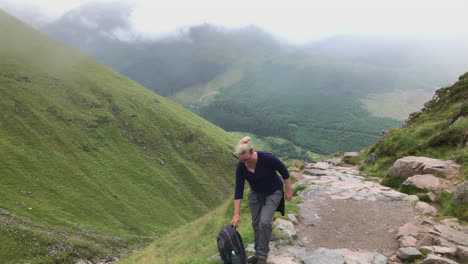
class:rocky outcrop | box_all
[402,174,455,194]
[452,180,468,205]
[386,156,460,179]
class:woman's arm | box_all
[231,199,241,227]
[284,178,292,200]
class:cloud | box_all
[2,0,468,44]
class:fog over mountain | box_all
[3,0,468,44]
[3,0,468,155]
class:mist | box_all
[2,0,468,44]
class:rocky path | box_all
[259,161,468,264]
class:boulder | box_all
[415,201,438,216]
[342,152,360,163]
[419,254,460,264]
[451,180,468,205]
[402,174,454,193]
[386,156,460,179]
[396,247,423,261]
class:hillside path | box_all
[265,161,421,264]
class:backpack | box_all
[217,224,247,264]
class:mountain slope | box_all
[40,2,468,155]
[0,10,238,263]
[358,72,467,178]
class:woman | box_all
[231,137,292,264]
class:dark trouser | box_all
[248,189,283,259]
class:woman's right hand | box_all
[231,215,240,228]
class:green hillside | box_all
[0,10,239,263]
[230,132,322,162]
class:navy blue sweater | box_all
[234,151,290,200]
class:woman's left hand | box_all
[285,188,293,201]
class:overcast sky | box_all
[2,0,468,43]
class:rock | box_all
[75,261,93,264]
[343,152,360,158]
[396,247,423,261]
[433,246,457,257]
[288,214,298,225]
[274,219,297,239]
[339,175,362,183]
[371,253,388,264]
[456,245,468,263]
[419,254,460,264]
[387,254,401,264]
[398,236,418,247]
[452,180,468,205]
[404,195,419,204]
[245,244,255,255]
[386,156,460,179]
[415,201,438,216]
[341,252,374,264]
[417,234,437,248]
[207,254,223,263]
[308,162,331,170]
[302,248,351,264]
[440,219,461,230]
[291,172,305,181]
[381,130,391,138]
[402,174,454,193]
[436,237,458,248]
[302,254,344,264]
[286,246,309,258]
[428,192,437,201]
[268,256,299,264]
[432,225,468,246]
[398,222,422,238]
[420,246,435,254]
[304,169,329,176]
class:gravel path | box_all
[296,189,418,255]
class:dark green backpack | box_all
[217,225,247,264]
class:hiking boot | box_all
[256,258,267,264]
[247,255,258,263]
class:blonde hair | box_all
[236,136,254,155]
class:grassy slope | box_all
[119,190,304,264]
[355,73,467,220]
[0,11,239,263]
